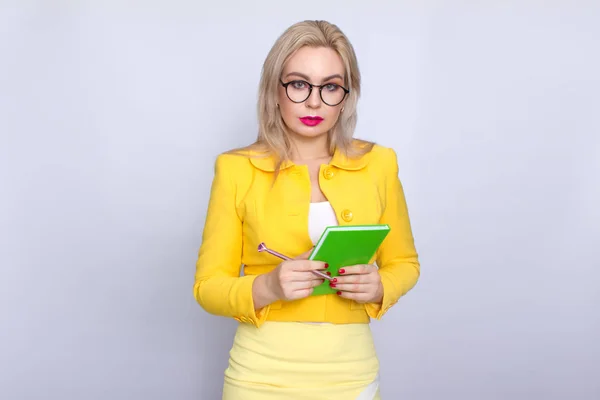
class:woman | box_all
[193,20,420,399]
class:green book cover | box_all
[308,224,391,296]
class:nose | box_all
[306,87,322,109]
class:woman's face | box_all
[278,46,347,141]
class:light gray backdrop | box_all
[1,1,599,399]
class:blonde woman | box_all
[193,20,420,400]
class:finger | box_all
[290,288,314,299]
[334,273,374,285]
[289,271,326,282]
[332,282,371,293]
[293,247,315,260]
[291,260,328,272]
[335,290,371,302]
[338,264,375,275]
[288,280,323,293]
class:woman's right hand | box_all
[265,248,328,302]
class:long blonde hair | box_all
[233,20,373,171]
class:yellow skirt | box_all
[222,321,381,399]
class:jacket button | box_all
[323,168,335,180]
[341,209,353,222]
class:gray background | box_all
[1,1,599,399]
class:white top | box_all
[308,201,338,244]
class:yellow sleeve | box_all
[193,154,270,327]
[365,147,420,319]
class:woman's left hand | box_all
[331,264,383,304]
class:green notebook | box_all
[308,224,391,296]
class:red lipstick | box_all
[299,116,324,126]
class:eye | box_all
[291,80,308,89]
[324,83,340,92]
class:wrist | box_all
[263,271,280,303]
[253,272,279,308]
[372,281,384,304]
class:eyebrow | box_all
[284,72,345,83]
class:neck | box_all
[289,132,330,161]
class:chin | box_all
[290,123,332,138]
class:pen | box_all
[257,242,332,281]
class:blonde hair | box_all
[232,20,373,170]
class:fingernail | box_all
[326,271,331,276]
[332,278,337,283]
[336,291,342,295]
[324,263,329,268]
[339,269,345,274]
[329,283,336,287]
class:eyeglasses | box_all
[279,79,349,107]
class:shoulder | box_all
[214,151,251,169]
[329,139,398,173]
[208,149,258,202]
[214,142,265,169]
[368,143,397,159]
[215,142,281,173]
[358,141,398,172]
[209,147,259,189]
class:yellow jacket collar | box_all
[249,148,369,172]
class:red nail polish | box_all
[336,291,342,295]
[330,283,336,287]
[339,269,345,274]
[332,278,337,283]
[326,271,331,276]
[324,263,329,268]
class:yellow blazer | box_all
[193,142,420,327]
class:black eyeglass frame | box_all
[279,79,350,106]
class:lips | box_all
[299,116,324,126]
